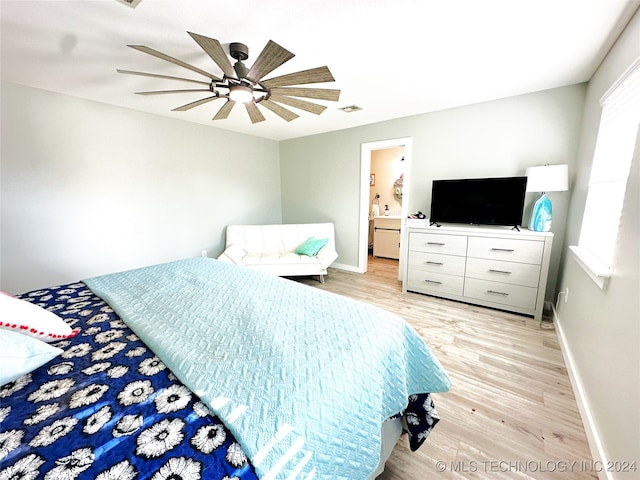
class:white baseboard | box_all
[552,304,612,480]
[330,262,363,273]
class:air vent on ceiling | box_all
[116,0,142,8]
[339,105,362,113]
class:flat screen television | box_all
[429,176,528,228]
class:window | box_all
[570,57,640,289]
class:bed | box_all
[0,257,450,479]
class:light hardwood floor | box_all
[297,256,595,479]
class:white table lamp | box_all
[525,164,568,232]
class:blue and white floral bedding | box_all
[1,282,258,480]
[1,260,448,480]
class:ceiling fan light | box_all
[229,85,254,104]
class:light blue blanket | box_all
[84,258,450,479]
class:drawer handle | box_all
[424,279,443,285]
[425,261,444,266]
[490,248,514,252]
[427,242,445,246]
[488,269,512,274]
[486,290,509,296]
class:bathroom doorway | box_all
[358,137,412,280]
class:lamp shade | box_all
[525,164,569,193]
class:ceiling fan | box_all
[117,32,341,124]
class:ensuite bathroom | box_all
[368,146,405,266]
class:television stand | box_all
[402,224,553,320]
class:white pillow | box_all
[0,329,63,386]
[0,291,79,342]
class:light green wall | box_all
[555,9,640,471]
[280,84,587,302]
[1,81,587,302]
[1,82,281,293]
[280,129,363,264]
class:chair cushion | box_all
[243,252,320,266]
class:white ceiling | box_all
[2,0,638,141]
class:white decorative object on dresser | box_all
[403,225,553,320]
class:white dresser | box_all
[403,225,553,320]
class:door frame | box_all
[358,137,413,276]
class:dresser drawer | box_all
[463,278,538,310]
[407,270,464,296]
[465,258,541,288]
[409,232,468,256]
[467,236,544,264]
[408,251,466,276]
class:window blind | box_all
[575,57,640,281]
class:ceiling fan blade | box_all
[135,89,212,95]
[127,45,221,81]
[117,69,211,86]
[269,87,341,102]
[187,32,236,79]
[245,102,266,124]
[261,66,335,87]
[213,100,235,120]
[245,40,295,83]
[172,95,221,111]
[260,99,299,122]
[269,95,327,115]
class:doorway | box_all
[359,137,412,280]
